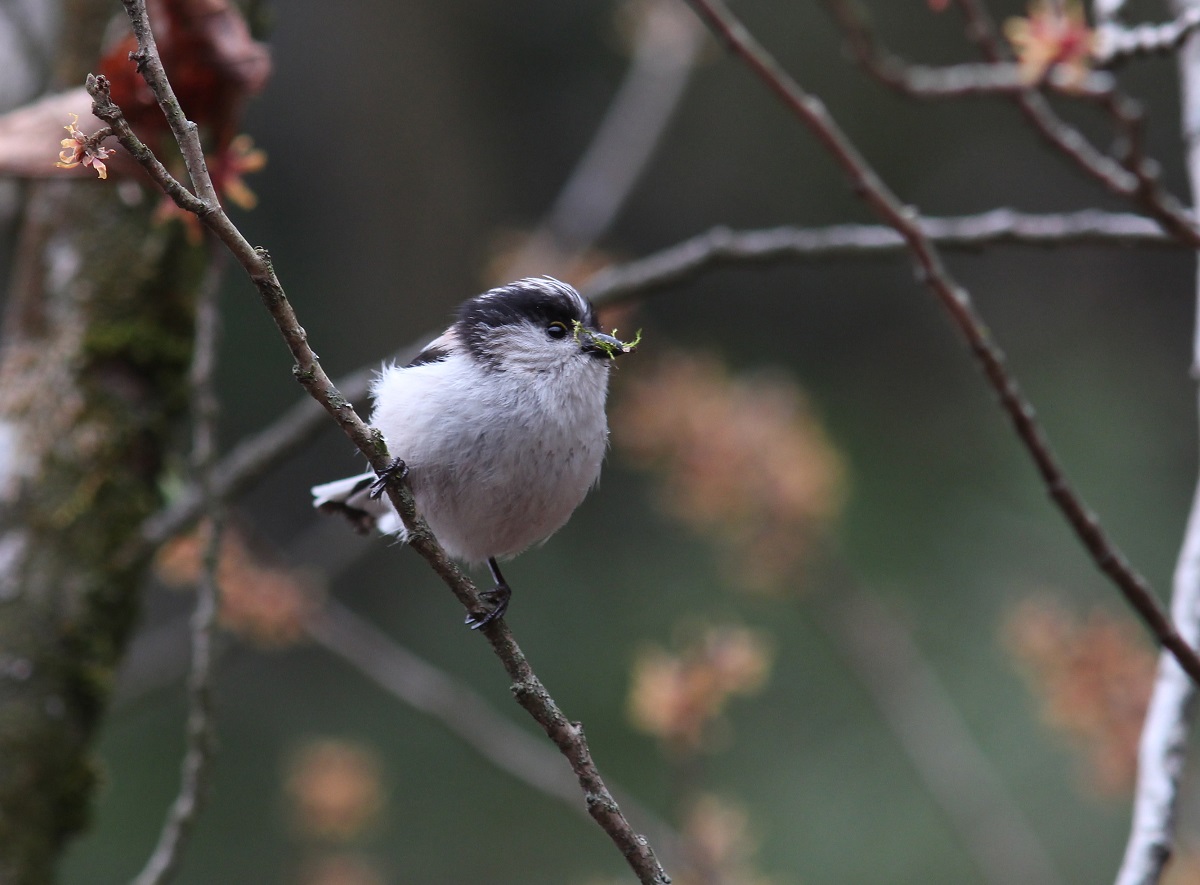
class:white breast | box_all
[369,350,611,564]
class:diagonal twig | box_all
[817,584,1064,885]
[141,1,703,558]
[823,0,1200,246]
[94,2,668,881]
[137,361,379,553]
[504,0,706,273]
[135,207,1178,563]
[950,0,1200,246]
[682,0,1200,685]
[307,598,688,872]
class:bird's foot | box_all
[465,582,511,630]
[369,457,408,500]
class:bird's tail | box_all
[311,472,404,536]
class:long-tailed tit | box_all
[311,277,637,628]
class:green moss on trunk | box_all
[0,180,204,884]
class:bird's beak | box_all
[579,329,636,360]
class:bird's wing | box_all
[405,328,459,368]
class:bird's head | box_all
[456,277,638,374]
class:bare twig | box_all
[503,0,705,275]
[1115,5,1200,882]
[307,599,590,808]
[1095,8,1200,64]
[115,590,694,876]
[131,251,225,885]
[307,599,687,872]
[585,209,1176,304]
[138,361,378,552]
[818,588,1064,885]
[97,2,668,880]
[919,0,1200,246]
[1114,484,1200,885]
[134,207,1176,563]
[683,0,1200,684]
[145,2,703,554]
[961,0,1200,246]
[880,62,1114,98]
[823,1,1115,99]
[132,522,220,885]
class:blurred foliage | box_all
[1004,595,1155,795]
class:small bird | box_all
[311,277,637,628]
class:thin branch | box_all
[1095,8,1200,65]
[307,599,687,872]
[133,207,1177,561]
[515,0,706,266]
[144,2,703,554]
[98,3,668,881]
[118,5,218,209]
[877,62,1114,99]
[131,251,225,885]
[822,1,1116,99]
[683,0,1200,684]
[584,209,1177,304]
[114,589,695,876]
[307,600,588,808]
[1115,4,1200,882]
[817,586,1064,885]
[940,0,1200,246]
[968,0,1200,247]
[115,552,692,873]
[133,521,220,885]
[137,361,378,553]
[1114,482,1200,885]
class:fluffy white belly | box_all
[408,416,605,562]
[371,359,610,563]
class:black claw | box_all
[466,557,513,629]
[369,457,408,500]
[465,582,511,630]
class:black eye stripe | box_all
[457,277,598,367]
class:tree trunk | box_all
[0,175,202,882]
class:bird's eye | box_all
[547,321,569,339]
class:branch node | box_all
[510,679,541,702]
[368,427,388,457]
[585,792,620,814]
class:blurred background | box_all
[4,0,1199,882]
